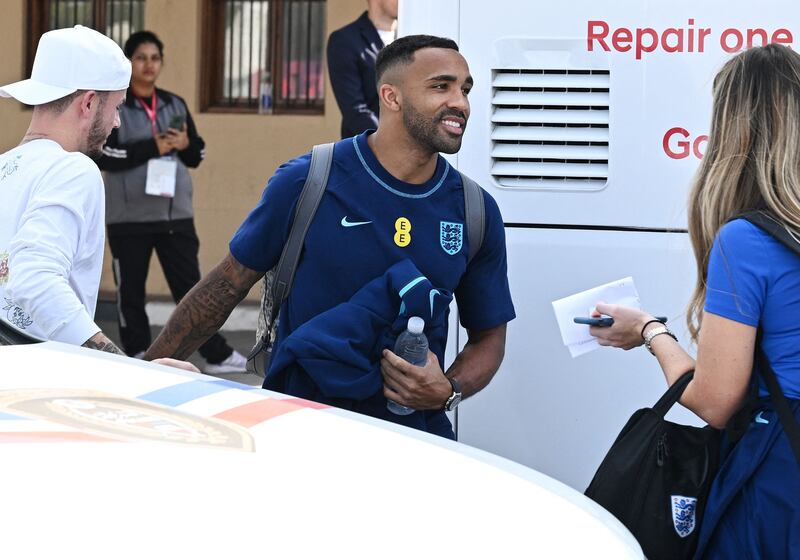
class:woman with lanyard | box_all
[98,31,247,375]
[589,44,800,558]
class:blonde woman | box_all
[591,44,800,559]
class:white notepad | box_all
[551,277,642,357]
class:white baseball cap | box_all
[0,25,131,105]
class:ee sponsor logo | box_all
[394,217,411,247]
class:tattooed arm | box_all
[81,330,200,372]
[144,252,264,361]
[82,331,125,355]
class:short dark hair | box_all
[375,34,459,83]
[124,30,164,59]
[37,90,109,114]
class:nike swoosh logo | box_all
[429,289,441,318]
[341,216,372,227]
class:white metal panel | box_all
[450,0,800,228]
[397,0,460,44]
[456,227,702,490]
[403,0,798,228]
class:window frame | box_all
[26,1,127,77]
[200,0,325,115]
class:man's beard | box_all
[85,113,107,161]
[402,99,466,155]
[84,96,109,160]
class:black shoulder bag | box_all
[585,370,720,560]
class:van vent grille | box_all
[491,69,610,190]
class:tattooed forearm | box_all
[82,332,126,355]
[144,253,262,361]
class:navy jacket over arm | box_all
[267,259,455,438]
[326,11,383,138]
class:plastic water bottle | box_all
[387,316,428,416]
[258,72,273,115]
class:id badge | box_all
[145,156,177,198]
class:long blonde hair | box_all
[687,44,800,341]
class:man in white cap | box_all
[0,25,166,357]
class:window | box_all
[27,1,145,74]
[202,0,326,114]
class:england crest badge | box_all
[671,495,697,538]
[440,221,463,255]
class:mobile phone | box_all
[573,315,668,327]
[168,114,186,130]
[574,316,614,327]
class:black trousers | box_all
[107,222,233,363]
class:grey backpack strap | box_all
[269,142,335,324]
[459,171,485,263]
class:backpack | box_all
[245,142,486,377]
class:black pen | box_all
[573,315,668,327]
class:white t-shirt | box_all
[378,28,396,47]
[0,139,105,345]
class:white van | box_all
[400,0,795,490]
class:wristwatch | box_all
[643,324,678,355]
[444,377,462,411]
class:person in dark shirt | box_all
[327,0,397,138]
[145,35,515,438]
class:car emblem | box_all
[0,389,255,451]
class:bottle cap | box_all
[407,316,425,334]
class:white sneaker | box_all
[132,351,146,360]
[204,350,247,375]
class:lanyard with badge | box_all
[139,92,177,198]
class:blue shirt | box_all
[705,218,800,398]
[230,132,515,416]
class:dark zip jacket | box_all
[98,87,205,233]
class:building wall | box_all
[0,0,366,302]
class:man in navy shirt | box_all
[327,1,397,138]
[145,35,515,438]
